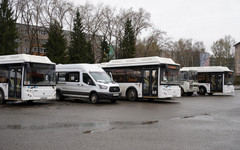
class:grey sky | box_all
[71,0,240,52]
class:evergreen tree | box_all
[120,18,136,58]
[44,20,68,64]
[86,42,95,63]
[69,10,94,63]
[0,0,18,55]
[100,36,110,62]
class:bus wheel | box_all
[56,91,64,101]
[90,93,99,104]
[0,90,6,104]
[199,87,206,95]
[187,92,193,96]
[127,89,137,101]
[181,88,184,96]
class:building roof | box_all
[234,42,240,47]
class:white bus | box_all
[0,54,56,104]
[100,56,181,101]
[180,68,199,96]
[182,66,234,95]
[56,64,121,104]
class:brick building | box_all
[234,42,240,76]
[15,23,103,62]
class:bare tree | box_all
[136,27,169,57]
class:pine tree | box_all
[69,10,94,63]
[86,42,95,63]
[120,18,136,59]
[44,20,68,64]
[0,0,18,55]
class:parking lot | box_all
[0,90,240,150]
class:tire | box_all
[110,99,117,103]
[27,100,33,104]
[199,87,206,95]
[90,93,99,104]
[0,90,6,104]
[181,88,184,96]
[56,91,64,101]
[127,89,137,101]
[208,93,213,96]
[187,92,193,96]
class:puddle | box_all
[82,120,158,134]
[172,114,214,121]
[0,120,159,134]
[0,122,80,130]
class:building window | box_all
[25,39,29,44]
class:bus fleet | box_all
[0,54,235,104]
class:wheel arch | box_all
[0,88,5,98]
[56,88,63,95]
[89,90,98,97]
[199,85,207,91]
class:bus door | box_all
[210,73,223,93]
[8,67,22,100]
[142,69,158,98]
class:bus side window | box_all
[58,72,79,82]
[112,69,125,82]
[58,72,66,82]
[0,69,8,83]
[68,72,79,82]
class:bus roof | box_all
[181,66,233,73]
[56,64,104,72]
[100,56,179,68]
[180,68,198,72]
[0,54,54,64]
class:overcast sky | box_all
[70,0,240,52]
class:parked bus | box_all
[180,68,199,96]
[181,66,234,95]
[56,64,121,104]
[100,56,181,101]
[0,54,56,104]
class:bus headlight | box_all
[98,84,108,89]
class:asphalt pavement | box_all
[0,91,240,150]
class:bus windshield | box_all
[180,71,187,81]
[224,72,234,85]
[161,66,179,85]
[90,72,114,84]
[24,63,55,86]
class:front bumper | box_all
[98,92,121,100]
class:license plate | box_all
[113,93,119,97]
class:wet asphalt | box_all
[0,91,240,150]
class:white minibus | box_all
[182,66,234,95]
[180,68,199,96]
[0,54,56,104]
[100,56,181,101]
[56,64,121,103]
